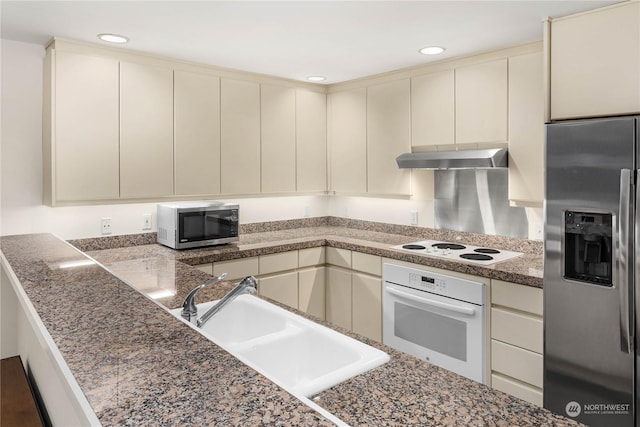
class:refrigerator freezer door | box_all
[544,117,637,427]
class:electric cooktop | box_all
[391,240,523,265]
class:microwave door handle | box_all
[619,169,632,354]
[385,286,476,316]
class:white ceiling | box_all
[1,1,618,84]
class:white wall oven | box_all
[383,263,487,384]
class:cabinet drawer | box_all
[491,280,543,316]
[326,247,351,268]
[491,307,543,353]
[352,252,381,277]
[194,263,213,275]
[491,373,543,407]
[491,340,543,388]
[299,247,325,268]
[258,271,298,309]
[213,257,259,280]
[259,251,298,275]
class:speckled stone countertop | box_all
[75,217,544,295]
[1,221,579,426]
[1,234,334,426]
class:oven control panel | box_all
[384,263,485,306]
[409,273,447,292]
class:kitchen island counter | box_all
[1,226,576,426]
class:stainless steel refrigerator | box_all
[544,116,639,426]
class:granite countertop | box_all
[1,221,579,426]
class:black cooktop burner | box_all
[474,248,500,254]
[460,253,494,261]
[402,244,426,250]
[432,243,466,250]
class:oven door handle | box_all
[385,286,476,316]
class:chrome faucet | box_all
[181,274,258,328]
[181,273,227,324]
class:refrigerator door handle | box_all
[619,168,632,354]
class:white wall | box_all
[0,39,330,240]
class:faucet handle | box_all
[181,272,228,323]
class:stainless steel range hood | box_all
[396,148,508,169]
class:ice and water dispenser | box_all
[564,211,613,286]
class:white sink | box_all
[170,295,389,397]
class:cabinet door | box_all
[329,88,367,193]
[352,273,382,342]
[411,69,455,147]
[455,59,508,144]
[550,2,640,119]
[508,52,544,206]
[296,89,327,192]
[326,266,352,330]
[367,79,411,195]
[258,271,298,309]
[174,70,221,196]
[261,84,296,193]
[220,78,261,194]
[120,61,174,198]
[299,267,326,320]
[54,52,119,202]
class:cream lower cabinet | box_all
[298,267,325,320]
[258,271,299,309]
[490,279,544,406]
[325,248,382,342]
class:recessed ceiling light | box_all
[307,76,326,82]
[98,33,129,44]
[419,46,446,55]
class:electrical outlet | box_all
[534,223,544,240]
[341,206,349,218]
[410,210,418,226]
[101,218,112,235]
[142,214,152,230]
[303,206,310,218]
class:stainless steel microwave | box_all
[157,202,239,249]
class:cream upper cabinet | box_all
[296,89,327,192]
[220,78,261,194]
[174,70,221,196]
[48,51,120,203]
[329,88,367,193]
[508,52,544,207]
[367,79,411,195]
[455,59,508,144]
[120,61,174,198]
[411,69,455,148]
[549,2,640,120]
[261,84,296,193]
